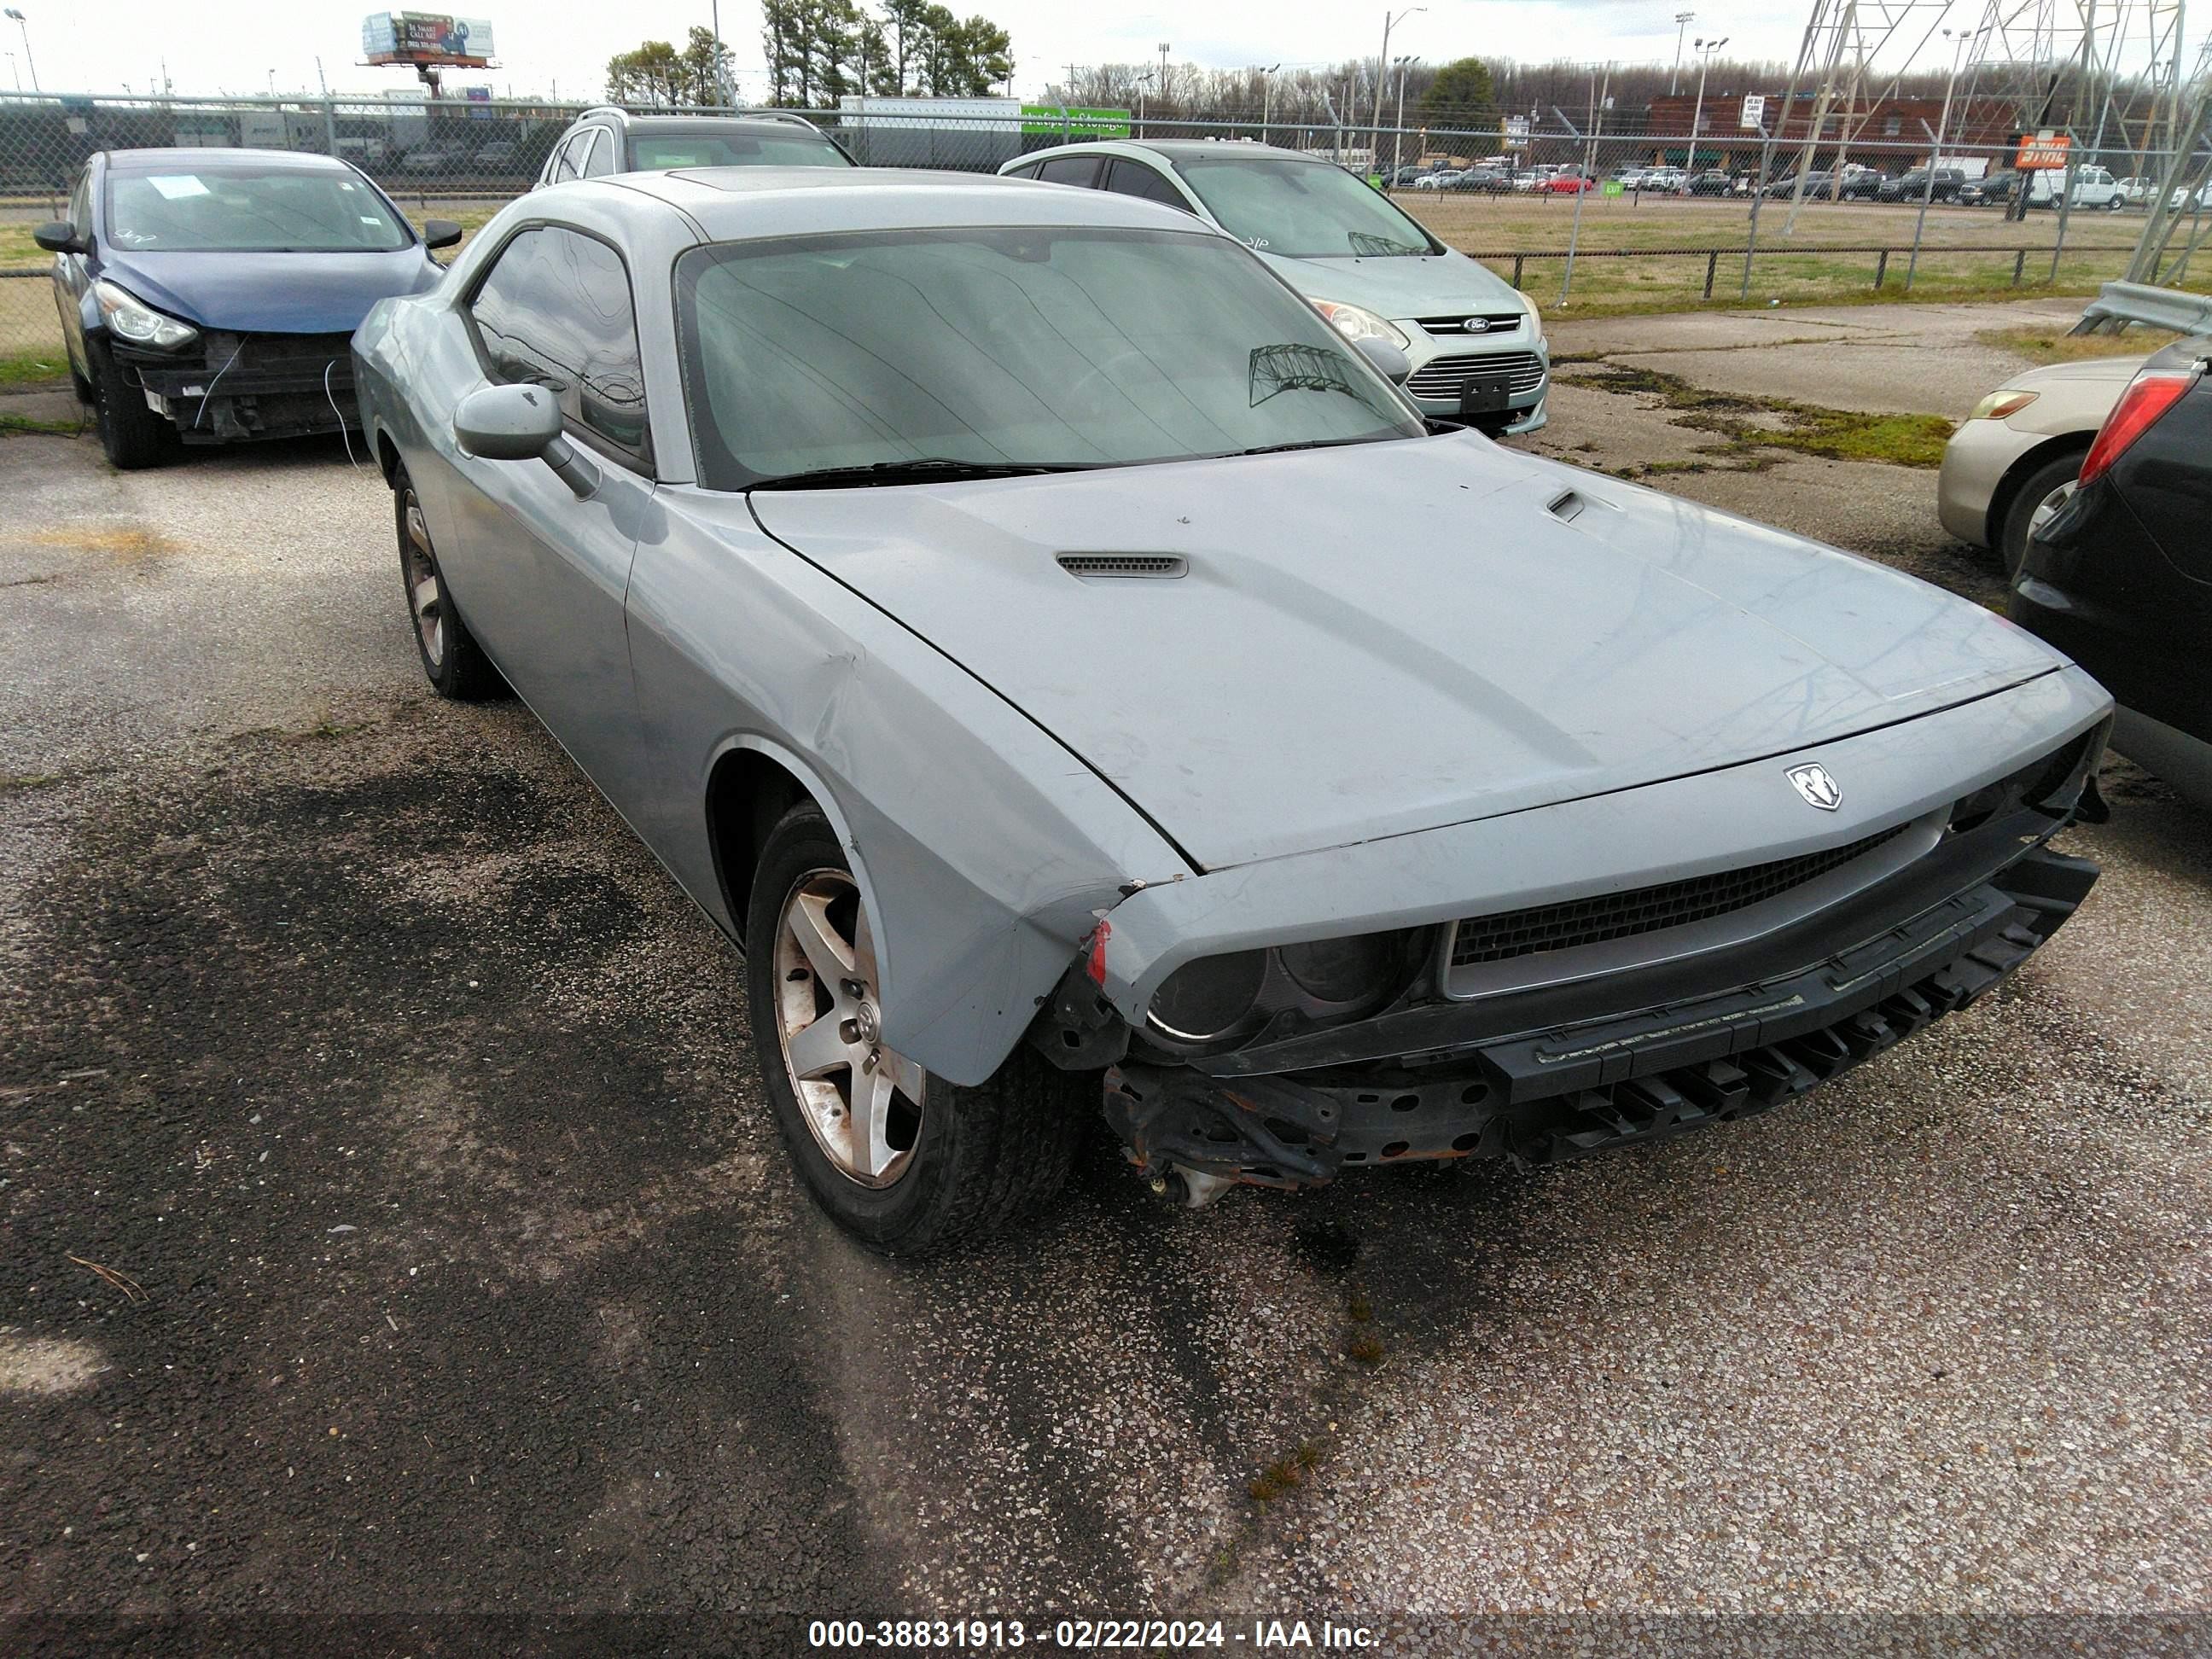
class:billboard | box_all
[361,13,496,67]
[2014,131,2070,170]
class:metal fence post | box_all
[1512,253,1525,289]
[1741,124,1773,300]
[2049,128,2079,286]
[1703,247,1718,299]
[2012,249,2026,286]
[1873,248,1889,288]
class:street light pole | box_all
[1376,8,1425,180]
[1689,36,1726,173]
[1671,12,1695,96]
[1391,55,1417,181]
[1908,25,1978,288]
[1158,42,1170,132]
[1260,62,1281,145]
[3,9,34,93]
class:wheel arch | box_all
[371,422,404,486]
[704,736,884,963]
[1985,431,2093,548]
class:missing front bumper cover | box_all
[1101,847,2097,1194]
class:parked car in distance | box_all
[535,107,852,187]
[2029,165,2122,210]
[354,166,2110,1251]
[2114,175,2157,206]
[2011,338,2212,810]
[1764,171,1835,199]
[472,140,521,172]
[1835,167,1888,200]
[1639,167,1686,193]
[1682,169,1736,196]
[1004,139,1550,432]
[1615,167,1649,189]
[1513,166,1562,192]
[1412,168,1464,191]
[1449,166,1512,194]
[400,147,458,176]
[1876,167,1965,202]
[1938,344,2151,575]
[35,147,457,468]
[1959,168,2019,207]
[1540,170,1597,194]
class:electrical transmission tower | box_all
[1771,0,1952,233]
[2122,32,2212,284]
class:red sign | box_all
[2015,131,2071,170]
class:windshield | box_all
[104,167,410,253]
[1170,155,1438,258]
[628,131,851,170]
[676,225,1423,490]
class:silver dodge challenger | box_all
[353,167,2112,1254]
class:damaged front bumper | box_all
[1101,841,2097,1199]
[118,329,358,444]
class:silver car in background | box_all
[353,166,2109,1254]
[1000,140,1550,434]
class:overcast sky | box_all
[2,0,2197,102]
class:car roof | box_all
[596,113,836,137]
[102,146,352,174]
[593,166,1213,238]
[1016,138,1340,167]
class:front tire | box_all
[747,803,1090,1255]
[395,463,506,700]
[88,338,177,470]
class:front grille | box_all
[1414,313,1525,336]
[1406,349,1547,400]
[1447,824,1911,969]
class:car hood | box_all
[747,433,2064,871]
[1258,249,1523,322]
[98,246,443,335]
[2005,353,2147,393]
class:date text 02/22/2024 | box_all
[805,1618,1380,1649]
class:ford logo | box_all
[1464,317,1492,334]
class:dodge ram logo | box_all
[1787,762,1842,811]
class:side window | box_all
[468,225,651,467]
[1103,160,1192,212]
[1003,161,1038,180]
[69,170,93,240]
[547,133,584,184]
[1034,154,1103,188]
[580,129,615,178]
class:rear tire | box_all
[88,338,177,470]
[747,802,1091,1255]
[394,463,507,701]
[2000,451,2085,581]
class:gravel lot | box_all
[2,298,2207,1652]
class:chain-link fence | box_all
[4,89,2206,384]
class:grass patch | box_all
[1247,1441,1324,1505]
[0,772,68,793]
[1559,361,1953,467]
[0,350,71,387]
[1976,324,2180,365]
[0,410,84,435]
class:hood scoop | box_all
[1056,553,1188,580]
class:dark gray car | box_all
[352,167,2111,1254]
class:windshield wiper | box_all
[749,457,1105,490]
[1237,434,1391,457]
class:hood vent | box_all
[1057,554,1188,580]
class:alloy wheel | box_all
[772,869,925,1188]
[2028,478,2075,541]
[401,486,445,669]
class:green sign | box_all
[1602,180,1625,197]
[1019,105,1132,137]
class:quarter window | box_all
[469,225,651,466]
[580,129,615,178]
[1103,160,1192,211]
[1034,155,1103,188]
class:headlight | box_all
[1146,928,1433,1048]
[1967,388,2038,422]
[93,280,199,352]
[1149,951,1270,1042]
[1311,300,1409,350]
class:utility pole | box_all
[1260,62,1281,144]
[1671,11,1696,95]
[1158,42,1171,130]
[710,0,725,105]
[1908,24,1980,288]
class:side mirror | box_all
[32,220,82,255]
[453,382,599,498]
[421,218,463,251]
[1354,335,1412,387]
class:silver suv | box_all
[535,108,853,188]
[1001,140,1548,434]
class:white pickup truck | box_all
[2029,165,2124,210]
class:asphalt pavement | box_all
[2,301,2207,1652]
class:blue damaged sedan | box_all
[352,167,2112,1254]
[36,148,457,467]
